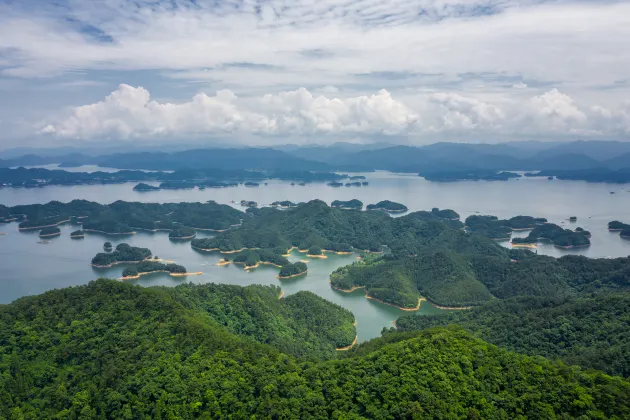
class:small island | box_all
[307,246,326,258]
[121,261,197,279]
[92,243,152,267]
[331,199,363,210]
[366,200,408,213]
[278,262,308,278]
[103,241,113,251]
[39,227,61,237]
[569,216,577,222]
[327,182,344,188]
[431,208,460,220]
[344,182,362,187]
[240,200,258,207]
[348,175,366,180]
[271,201,298,209]
[70,229,85,239]
[232,249,290,269]
[133,183,161,191]
[608,221,630,231]
[244,182,260,187]
[511,223,590,249]
[168,226,196,240]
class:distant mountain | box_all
[95,148,329,171]
[533,153,602,170]
[605,152,630,170]
[532,140,630,161]
[283,142,393,163]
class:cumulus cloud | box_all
[46,84,418,139]
[41,84,630,141]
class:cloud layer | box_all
[41,84,630,142]
[1,0,629,145]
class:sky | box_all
[0,0,629,148]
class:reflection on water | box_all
[2,172,630,340]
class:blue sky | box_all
[0,0,629,147]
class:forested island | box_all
[168,226,196,239]
[8,199,243,235]
[609,221,630,238]
[38,226,61,237]
[366,200,408,213]
[133,182,161,191]
[91,243,152,267]
[278,261,308,278]
[465,214,547,240]
[271,200,298,208]
[525,168,630,183]
[121,261,191,279]
[2,279,629,418]
[70,229,84,238]
[420,170,522,182]
[512,223,591,248]
[331,199,363,209]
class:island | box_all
[608,220,630,231]
[240,200,258,207]
[159,181,196,190]
[348,175,366,180]
[327,182,343,187]
[307,246,326,258]
[168,226,196,240]
[232,249,290,269]
[121,261,193,279]
[569,216,577,222]
[38,227,61,237]
[419,170,521,182]
[70,229,85,238]
[366,200,408,213]
[133,183,161,191]
[271,201,298,209]
[91,243,152,267]
[103,241,113,250]
[278,262,308,278]
[361,181,368,186]
[511,223,590,248]
[344,182,362,187]
[331,199,363,210]
[431,208,460,220]
[244,182,260,187]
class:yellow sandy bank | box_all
[336,335,358,351]
[121,271,203,280]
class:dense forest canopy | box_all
[91,243,152,266]
[1,280,629,419]
[9,199,243,234]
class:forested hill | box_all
[395,293,630,377]
[2,280,630,419]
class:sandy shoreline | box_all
[91,257,163,268]
[83,229,136,235]
[307,254,327,259]
[169,235,196,240]
[278,290,285,299]
[38,232,62,238]
[366,295,425,311]
[336,335,358,351]
[511,243,537,248]
[121,271,203,280]
[277,270,308,279]
[19,219,70,230]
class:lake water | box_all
[2,171,630,341]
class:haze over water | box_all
[2,171,630,341]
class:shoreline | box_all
[278,290,285,299]
[427,300,473,310]
[366,295,425,311]
[38,232,61,238]
[554,243,591,249]
[323,249,353,255]
[121,271,203,280]
[307,254,327,259]
[331,285,365,293]
[91,257,162,268]
[511,243,537,248]
[83,229,136,235]
[335,335,358,351]
[169,235,197,240]
[19,219,70,230]
[277,270,308,279]
[216,259,231,266]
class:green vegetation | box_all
[512,223,591,248]
[308,245,323,255]
[70,229,84,238]
[1,280,629,419]
[331,199,363,209]
[91,243,152,266]
[232,249,290,268]
[168,225,196,239]
[103,241,112,250]
[132,182,161,191]
[465,215,512,239]
[431,207,459,219]
[271,200,297,208]
[38,227,61,237]
[9,200,243,234]
[279,262,308,277]
[395,293,630,377]
[609,220,630,231]
[366,200,408,212]
[122,261,187,278]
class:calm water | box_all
[2,172,630,341]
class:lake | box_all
[2,171,630,341]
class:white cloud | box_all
[512,82,527,89]
[41,84,630,142]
